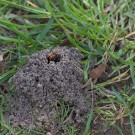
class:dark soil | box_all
[91,116,132,135]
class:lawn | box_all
[0,0,135,135]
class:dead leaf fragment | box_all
[60,38,71,46]
[90,63,106,79]
[104,4,115,13]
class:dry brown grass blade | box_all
[117,31,135,41]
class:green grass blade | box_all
[83,109,93,135]
[0,68,16,84]
[129,115,135,135]
[112,87,127,106]
[37,17,54,41]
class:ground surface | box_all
[0,0,135,135]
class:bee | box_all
[47,51,62,64]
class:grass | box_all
[0,0,135,134]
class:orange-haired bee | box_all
[47,51,62,64]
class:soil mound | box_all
[6,47,92,134]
